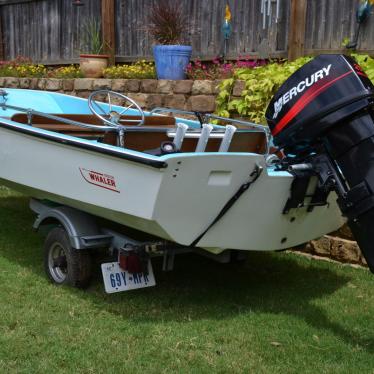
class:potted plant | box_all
[148,0,192,80]
[79,18,109,78]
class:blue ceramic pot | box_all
[153,45,192,80]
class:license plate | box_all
[101,261,156,293]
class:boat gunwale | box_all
[0,117,168,169]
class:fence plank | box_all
[288,0,307,60]
[102,0,115,65]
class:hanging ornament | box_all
[222,4,232,40]
[221,3,232,61]
[260,0,281,29]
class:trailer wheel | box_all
[44,227,92,289]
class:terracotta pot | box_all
[79,54,109,78]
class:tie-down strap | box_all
[190,163,263,247]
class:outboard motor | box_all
[265,54,374,272]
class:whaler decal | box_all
[273,64,332,119]
[79,168,120,193]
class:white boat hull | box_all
[0,122,345,253]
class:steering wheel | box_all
[88,90,145,126]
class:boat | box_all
[0,54,373,292]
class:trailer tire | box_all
[44,227,92,289]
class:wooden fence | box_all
[115,0,290,61]
[0,0,373,64]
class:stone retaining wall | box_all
[0,77,367,268]
[0,77,221,113]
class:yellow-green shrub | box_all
[351,53,374,82]
[215,57,312,124]
[103,61,156,79]
[0,62,46,78]
[49,65,83,79]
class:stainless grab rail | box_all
[150,107,272,154]
[150,107,270,133]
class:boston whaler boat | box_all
[0,54,373,293]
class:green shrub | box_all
[351,53,374,82]
[215,57,312,124]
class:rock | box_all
[74,79,94,91]
[192,80,214,95]
[330,236,361,263]
[5,77,19,88]
[303,242,314,253]
[124,79,140,92]
[157,80,174,94]
[45,78,61,91]
[163,94,186,110]
[75,91,91,99]
[62,79,74,92]
[0,77,5,87]
[189,95,216,112]
[360,254,367,266]
[145,94,163,109]
[140,79,158,93]
[126,93,147,108]
[110,96,125,106]
[29,78,39,89]
[232,80,246,97]
[37,78,46,90]
[92,79,112,90]
[304,234,368,267]
[19,78,31,89]
[213,79,223,94]
[173,80,193,94]
[111,79,126,92]
[310,236,331,256]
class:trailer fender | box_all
[30,199,112,249]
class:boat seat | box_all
[103,129,267,154]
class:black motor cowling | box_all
[265,54,374,272]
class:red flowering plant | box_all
[185,56,267,80]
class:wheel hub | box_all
[48,242,68,283]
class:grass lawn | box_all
[0,188,373,373]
